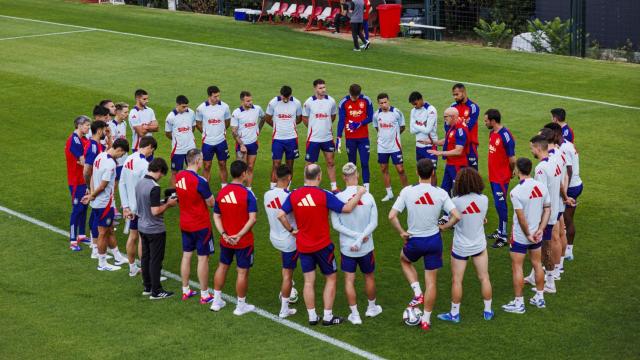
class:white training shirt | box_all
[534,157,562,225]
[560,140,582,188]
[195,100,231,146]
[451,193,488,257]
[510,178,551,245]
[331,186,378,258]
[231,105,264,145]
[373,107,405,153]
[550,147,568,213]
[128,106,156,150]
[302,95,337,143]
[410,103,438,148]
[109,120,128,166]
[165,108,196,155]
[392,183,456,237]
[118,152,149,214]
[263,187,297,252]
[266,96,302,140]
[90,152,117,209]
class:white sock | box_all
[307,308,317,321]
[364,183,370,192]
[410,282,422,297]
[515,296,524,306]
[323,309,333,321]
[201,290,210,299]
[213,289,222,301]
[182,286,190,295]
[560,257,565,267]
[422,311,431,324]
[129,262,136,272]
[566,244,573,253]
[98,254,107,268]
[483,299,492,312]
[111,247,123,259]
[330,182,337,191]
[237,297,246,305]
[450,302,460,316]
[554,264,561,275]
[545,273,556,287]
[367,299,377,308]
[270,182,276,189]
[280,297,289,313]
[536,290,544,299]
[385,187,393,196]
[349,305,358,315]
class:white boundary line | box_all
[0,29,94,41]
[0,204,386,360]
[1,14,638,111]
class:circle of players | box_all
[64,80,582,331]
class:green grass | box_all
[0,1,639,359]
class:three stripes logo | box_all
[554,165,562,176]
[267,197,283,209]
[220,191,238,204]
[414,192,435,205]
[124,159,134,170]
[176,178,187,190]
[297,194,316,207]
[462,201,481,214]
[529,186,543,199]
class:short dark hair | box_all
[304,164,322,180]
[138,136,157,150]
[207,85,220,96]
[90,120,108,134]
[543,122,563,145]
[186,148,202,165]
[530,134,548,150]
[280,85,292,98]
[539,128,556,144]
[377,93,389,101]
[453,167,484,196]
[176,95,189,105]
[313,79,325,87]
[134,89,148,98]
[485,109,501,123]
[148,158,168,175]
[230,160,248,178]
[416,159,434,180]
[93,105,110,118]
[99,99,113,107]
[349,84,362,97]
[550,108,566,121]
[240,90,251,100]
[276,164,292,179]
[111,138,130,152]
[408,91,422,104]
[452,83,466,90]
[516,157,533,176]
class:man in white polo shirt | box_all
[231,90,264,190]
[165,95,197,189]
[196,85,231,186]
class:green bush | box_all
[473,19,512,47]
[527,17,571,55]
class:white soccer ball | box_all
[403,307,423,326]
[289,287,299,304]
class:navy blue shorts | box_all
[467,144,478,169]
[281,250,298,269]
[272,138,299,161]
[115,166,123,181]
[345,138,370,159]
[171,153,187,171]
[557,212,563,221]
[341,251,375,274]
[236,142,258,156]
[510,240,543,254]
[402,234,443,270]
[220,244,254,269]
[181,227,215,256]
[451,250,484,261]
[202,141,229,162]
[567,184,583,207]
[416,146,438,163]
[378,151,404,165]
[68,184,86,205]
[543,224,554,241]
[300,243,337,275]
[305,140,335,163]
[91,207,114,228]
[129,216,138,231]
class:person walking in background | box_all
[348,0,370,51]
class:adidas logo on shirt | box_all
[267,197,283,209]
[124,159,134,170]
[529,186,543,199]
[221,191,238,204]
[297,194,316,207]
[554,165,562,176]
[414,192,435,205]
[176,178,187,190]
[348,193,364,205]
[462,201,481,214]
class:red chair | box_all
[291,4,307,23]
[269,2,288,22]
[321,8,340,29]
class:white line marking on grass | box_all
[0,14,638,111]
[0,29,94,41]
[0,204,386,360]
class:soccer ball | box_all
[289,287,299,304]
[403,307,423,326]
